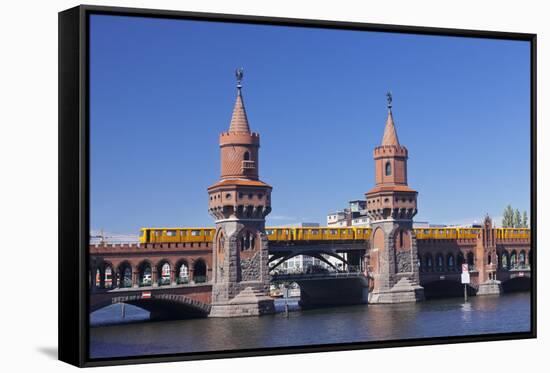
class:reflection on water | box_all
[91,303,151,326]
[90,292,531,359]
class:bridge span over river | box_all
[90,219,531,319]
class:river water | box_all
[90,292,531,359]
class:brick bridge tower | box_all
[207,68,275,317]
[365,93,425,303]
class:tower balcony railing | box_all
[242,160,255,170]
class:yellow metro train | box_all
[139,227,370,244]
[139,226,530,244]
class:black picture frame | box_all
[59,4,537,367]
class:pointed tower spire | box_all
[228,67,251,133]
[381,91,400,146]
[208,67,274,317]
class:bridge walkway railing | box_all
[272,271,366,281]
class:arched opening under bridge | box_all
[501,276,531,293]
[422,280,476,300]
[269,252,351,275]
[90,297,210,325]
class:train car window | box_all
[166,230,176,237]
[191,230,201,236]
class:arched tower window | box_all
[240,231,256,251]
[243,151,250,161]
[218,232,225,252]
[240,236,245,250]
[385,161,392,176]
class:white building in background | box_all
[270,252,349,274]
[327,200,370,227]
[327,211,346,226]
[352,216,369,227]
[276,255,322,272]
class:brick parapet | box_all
[373,144,408,159]
[219,131,260,146]
[90,242,213,254]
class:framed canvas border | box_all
[58,4,537,367]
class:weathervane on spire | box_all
[235,67,244,90]
[386,91,393,110]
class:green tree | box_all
[502,205,514,227]
[513,209,522,228]
[522,211,529,228]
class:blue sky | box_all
[90,15,531,235]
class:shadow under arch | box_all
[422,280,476,300]
[501,276,531,293]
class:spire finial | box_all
[235,67,244,92]
[228,67,250,133]
[381,91,400,146]
[386,91,393,111]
